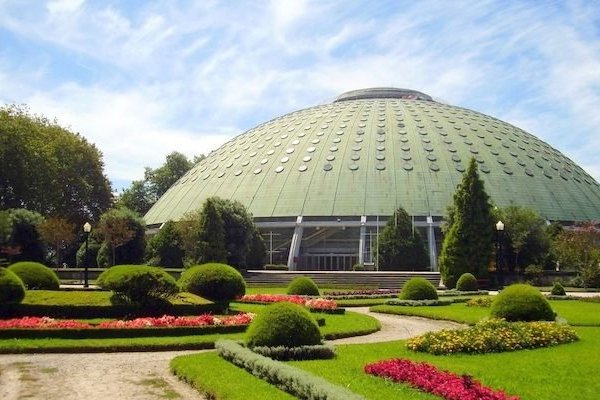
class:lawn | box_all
[21,290,211,306]
[172,327,600,400]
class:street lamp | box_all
[495,220,505,288]
[83,222,92,288]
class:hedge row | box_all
[216,340,365,400]
[251,344,336,361]
[385,299,453,307]
[438,290,489,297]
[0,324,247,339]
[0,303,225,319]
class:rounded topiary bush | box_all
[178,263,246,302]
[0,267,26,304]
[456,273,478,292]
[287,276,320,296]
[551,281,566,296]
[7,261,60,290]
[96,265,179,305]
[399,277,438,300]
[491,283,555,322]
[245,302,322,348]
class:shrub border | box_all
[385,299,453,307]
[250,344,336,361]
[216,340,365,400]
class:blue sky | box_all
[1,0,599,191]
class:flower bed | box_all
[365,358,519,400]
[238,294,339,311]
[322,289,397,299]
[385,299,453,307]
[407,318,578,355]
[466,297,493,307]
[0,313,254,329]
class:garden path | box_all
[0,308,463,400]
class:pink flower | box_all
[239,294,338,310]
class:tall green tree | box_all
[4,208,46,263]
[439,158,494,288]
[551,221,600,287]
[197,198,227,263]
[0,105,112,224]
[146,220,185,267]
[38,217,76,267]
[377,207,429,270]
[96,207,146,267]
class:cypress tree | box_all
[439,158,494,288]
[378,207,429,270]
[198,198,227,263]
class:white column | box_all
[358,216,367,265]
[287,216,303,271]
[426,216,437,271]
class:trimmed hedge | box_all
[455,273,478,291]
[7,261,60,290]
[263,264,288,271]
[0,324,247,339]
[438,290,489,297]
[96,265,179,305]
[179,263,246,303]
[551,281,566,296]
[246,302,321,348]
[287,276,320,296]
[385,299,452,307]
[251,344,336,361]
[399,277,438,300]
[216,340,365,400]
[0,267,26,304]
[491,284,555,322]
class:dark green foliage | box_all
[456,273,478,291]
[198,198,227,264]
[178,263,246,302]
[216,340,365,400]
[0,267,26,304]
[76,241,101,267]
[439,158,494,288]
[7,261,59,290]
[96,207,146,267]
[250,344,336,361]
[0,105,112,223]
[246,227,267,269]
[96,265,179,305]
[491,283,555,321]
[551,281,566,296]
[385,299,452,306]
[399,277,438,300]
[146,220,185,267]
[245,302,322,348]
[263,264,288,270]
[4,209,45,263]
[116,180,155,216]
[286,276,320,296]
[377,207,429,270]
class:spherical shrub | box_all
[97,265,179,305]
[0,267,26,304]
[287,276,320,296]
[456,273,478,292]
[7,261,60,290]
[551,281,566,296]
[178,263,246,302]
[399,277,438,300]
[491,284,555,322]
[245,302,322,348]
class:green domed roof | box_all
[145,88,600,224]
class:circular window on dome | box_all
[503,167,513,175]
[352,145,362,151]
[339,124,347,129]
[298,132,306,138]
[333,137,341,143]
[337,130,345,135]
[355,137,364,143]
[234,153,241,159]
[443,138,452,145]
[234,170,242,176]
[423,144,434,152]
[307,147,316,153]
[242,160,250,166]
[349,163,359,171]
[286,148,295,154]
[447,146,457,153]
[497,157,507,165]
[281,156,289,163]
[264,136,272,141]
[257,143,265,149]
[490,149,499,156]
[292,139,300,145]
[403,162,413,171]
[298,165,308,172]
[376,162,386,171]
[452,154,461,162]
[261,158,269,165]
[249,151,257,157]
[267,149,275,155]
[225,161,233,168]
[535,160,544,168]
[330,146,338,152]
[401,153,412,161]
[358,123,366,128]
[377,128,385,135]
[243,145,250,151]
[427,154,437,161]
[376,153,385,161]
[464,139,473,145]
[217,172,225,178]
[377,145,385,151]
[326,155,335,161]
[455,163,465,172]
[323,163,333,171]
[287,127,295,132]
[253,168,262,175]
[273,141,281,147]
[203,174,210,180]
[480,165,490,173]
[303,155,312,162]
[517,159,526,166]
[470,148,478,154]
[275,166,284,173]
[400,137,409,143]
[399,129,407,135]
[525,169,534,177]
[351,153,360,161]
[211,164,219,171]
[377,137,385,143]
[401,144,410,151]
[430,163,440,172]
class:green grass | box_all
[173,327,600,400]
[21,290,211,306]
[336,298,388,307]
[551,300,600,326]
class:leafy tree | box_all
[439,158,494,288]
[0,105,112,224]
[496,205,550,271]
[551,221,600,287]
[0,211,15,266]
[197,198,227,264]
[38,217,76,266]
[116,180,154,216]
[145,151,195,199]
[96,207,146,267]
[377,207,429,270]
[246,226,267,269]
[146,220,185,267]
[5,209,46,263]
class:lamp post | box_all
[83,222,92,288]
[495,220,505,289]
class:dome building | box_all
[144,88,600,271]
